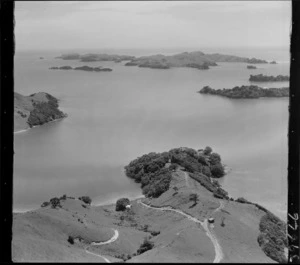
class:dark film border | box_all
[1,0,14,263]
[0,1,299,263]
[288,1,300,263]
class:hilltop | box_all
[14,92,67,132]
[12,147,287,263]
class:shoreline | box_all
[13,194,145,214]
[13,115,67,134]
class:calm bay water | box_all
[14,48,289,220]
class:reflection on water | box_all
[14,50,289,220]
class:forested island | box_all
[49,66,113,72]
[249,74,289,82]
[199,85,289,99]
[123,51,267,70]
[270,61,277,64]
[14,92,67,132]
[247,65,257,69]
[13,146,287,263]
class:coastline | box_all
[13,115,67,134]
[13,193,145,214]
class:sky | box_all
[15,1,291,51]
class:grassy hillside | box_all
[13,147,286,263]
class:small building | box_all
[125,204,131,210]
[208,217,215,224]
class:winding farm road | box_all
[85,229,119,263]
[138,200,224,263]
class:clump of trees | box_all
[136,238,154,255]
[116,198,130,211]
[257,212,287,263]
[78,196,92,205]
[203,146,212,155]
[124,147,226,198]
[68,235,74,245]
[41,201,50,207]
[235,197,250,204]
[50,197,61,208]
[125,151,172,198]
[211,164,225,178]
[189,193,199,208]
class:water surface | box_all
[14,48,289,220]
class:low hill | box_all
[14,92,67,132]
[13,147,287,263]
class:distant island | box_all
[49,66,113,72]
[249,74,289,82]
[13,146,287,263]
[247,65,257,69]
[56,53,135,62]
[39,57,44,60]
[123,51,268,70]
[199,85,289,99]
[55,51,268,70]
[14,92,67,132]
[270,61,277,64]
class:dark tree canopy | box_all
[203,146,213,155]
[78,196,92,205]
[209,153,221,165]
[50,197,61,208]
[125,147,226,197]
[210,163,225,178]
[116,198,130,211]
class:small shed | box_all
[208,217,215,224]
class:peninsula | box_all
[249,74,289,82]
[14,92,67,132]
[49,66,113,72]
[199,85,289,99]
[12,147,287,263]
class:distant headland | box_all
[49,66,113,72]
[56,53,135,62]
[199,85,289,99]
[14,92,67,132]
[247,65,257,69]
